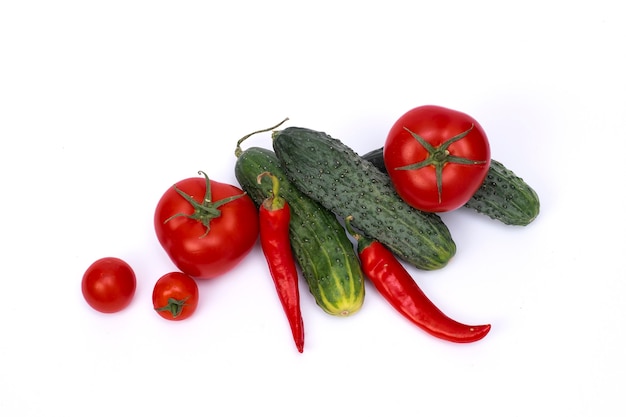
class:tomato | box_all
[82,257,136,313]
[154,171,259,279]
[384,105,491,212]
[152,272,199,321]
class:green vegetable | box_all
[272,127,456,271]
[362,147,540,226]
[235,146,365,316]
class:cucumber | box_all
[234,146,365,316]
[362,147,540,226]
[272,127,456,271]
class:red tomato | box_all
[152,272,199,321]
[384,105,491,212]
[154,171,259,279]
[82,257,136,313]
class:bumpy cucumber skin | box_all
[272,127,456,271]
[466,159,540,225]
[360,148,388,173]
[234,146,365,316]
[362,147,540,226]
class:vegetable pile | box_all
[81,105,540,353]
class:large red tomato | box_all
[154,171,259,279]
[384,105,491,212]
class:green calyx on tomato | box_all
[152,272,199,319]
[164,170,246,238]
[395,124,487,204]
[155,297,190,318]
[384,105,491,212]
[154,172,258,279]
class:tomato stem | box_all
[395,124,487,203]
[163,171,246,238]
[234,118,289,158]
[155,297,189,318]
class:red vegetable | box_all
[384,105,491,212]
[258,172,304,353]
[152,272,199,321]
[154,171,259,279]
[81,257,136,313]
[345,217,490,343]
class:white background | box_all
[1,1,625,416]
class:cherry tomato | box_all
[82,257,136,313]
[384,105,491,212]
[154,171,259,279]
[152,272,199,321]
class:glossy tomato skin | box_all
[82,257,136,313]
[152,272,199,321]
[384,105,491,212]
[154,175,259,279]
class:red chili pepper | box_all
[345,216,490,343]
[258,172,305,353]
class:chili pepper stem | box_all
[344,215,372,254]
[257,172,286,211]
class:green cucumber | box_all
[272,127,456,271]
[361,147,540,226]
[234,146,365,316]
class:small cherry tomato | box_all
[152,272,199,321]
[82,257,136,313]
[154,171,259,279]
[384,105,491,212]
